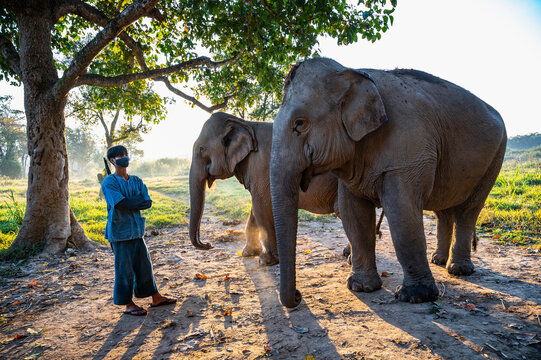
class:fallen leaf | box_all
[237,251,243,256]
[305,250,311,254]
[186,310,194,317]
[28,280,37,288]
[381,271,389,277]
[492,234,501,240]
[465,303,476,310]
[223,310,232,316]
[27,327,45,336]
[23,353,42,360]
[163,276,170,280]
[264,345,272,353]
[14,334,28,340]
[306,355,315,360]
[221,274,231,282]
[12,301,22,306]
[195,273,207,280]
[242,349,251,354]
[0,317,8,324]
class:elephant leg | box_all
[446,201,486,275]
[242,209,262,257]
[251,201,279,266]
[446,210,477,275]
[447,142,505,276]
[338,184,381,293]
[382,176,438,303]
[431,210,453,266]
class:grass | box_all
[0,176,190,252]
[206,178,252,220]
[477,164,541,248]
[1,157,540,252]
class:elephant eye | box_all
[199,146,205,154]
[294,118,308,135]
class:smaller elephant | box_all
[189,112,340,265]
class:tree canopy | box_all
[1,0,396,114]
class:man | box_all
[101,145,176,316]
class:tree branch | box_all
[110,109,121,135]
[155,76,236,114]
[0,34,21,77]
[75,53,241,87]
[56,0,150,70]
[53,0,160,98]
[97,111,111,143]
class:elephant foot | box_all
[395,281,439,303]
[446,260,475,276]
[343,244,351,258]
[431,251,448,266]
[242,245,262,257]
[347,272,382,293]
[258,252,279,266]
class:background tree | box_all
[65,126,101,177]
[0,95,26,178]
[0,0,395,254]
[67,80,168,152]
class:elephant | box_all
[189,112,340,265]
[269,57,507,308]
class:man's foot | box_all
[150,293,177,308]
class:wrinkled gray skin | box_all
[189,112,339,265]
[270,58,507,308]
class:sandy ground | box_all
[0,210,540,360]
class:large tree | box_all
[0,0,395,254]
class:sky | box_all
[2,0,541,160]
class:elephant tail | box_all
[376,210,385,239]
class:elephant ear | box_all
[336,69,388,142]
[222,118,258,173]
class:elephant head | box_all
[189,112,258,249]
[270,58,388,308]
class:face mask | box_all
[114,157,130,168]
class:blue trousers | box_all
[110,238,158,305]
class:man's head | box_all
[107,145,129,168]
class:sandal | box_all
[150,298,177,308]
[124,307,147,316]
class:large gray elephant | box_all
[189,112,340,265]
[270,58,506,308]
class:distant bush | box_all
[0,158,22,179]
[131,158,190,177]
[507,132,541,150]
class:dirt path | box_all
[0,212,540,360]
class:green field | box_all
[1,157,540,253]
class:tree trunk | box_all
[9,6,94,254]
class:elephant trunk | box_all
[189,160,213,250]
[270,153,303,308]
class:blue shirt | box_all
[101,174,152,242]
